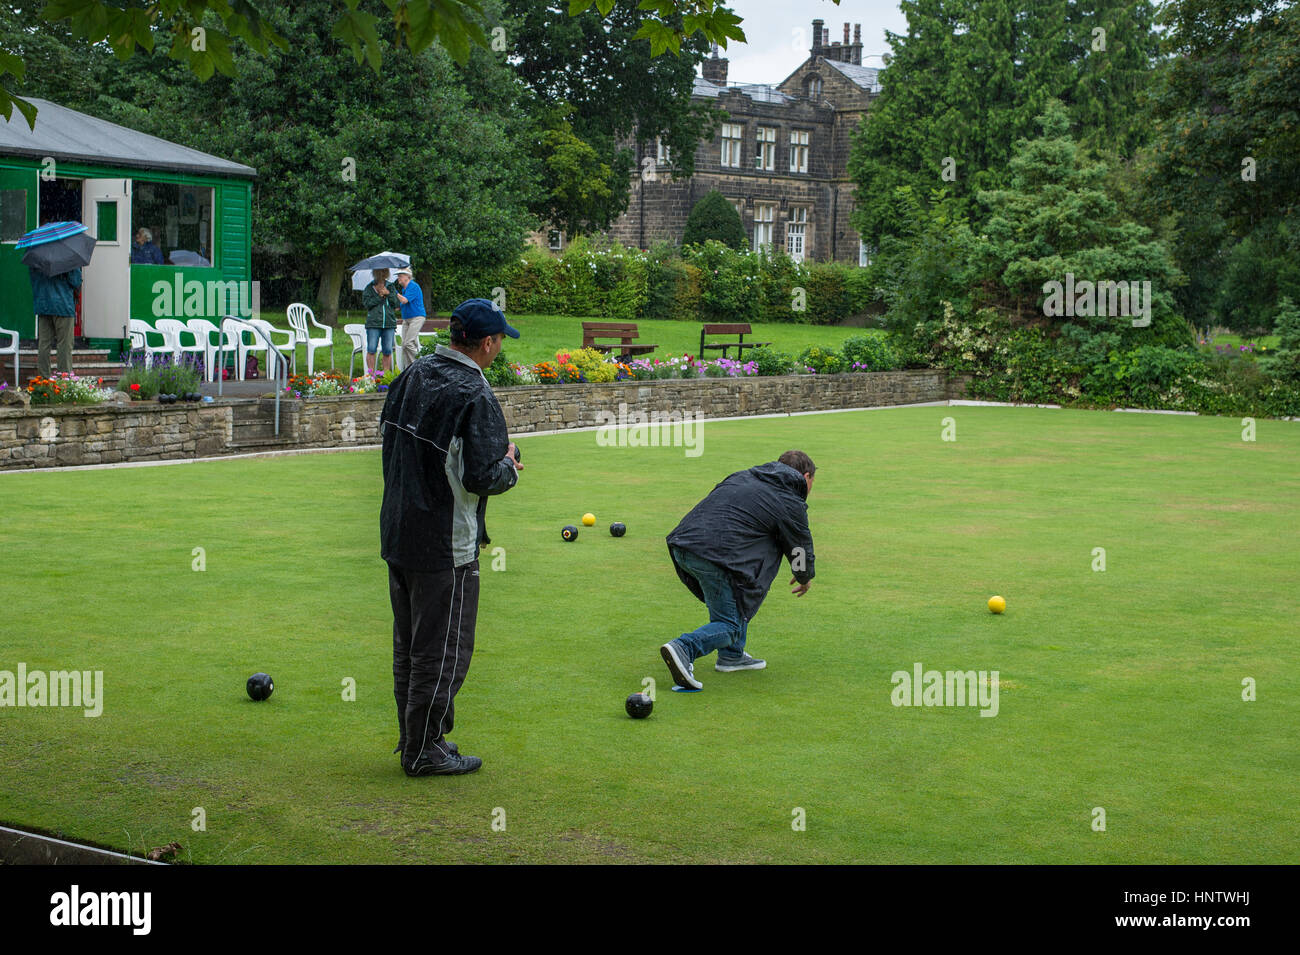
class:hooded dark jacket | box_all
[666,461,815,621]
[380,345,517,570]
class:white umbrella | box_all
[351,250,411,291]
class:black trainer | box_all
[404,751,482,777]
[396,741,457,756]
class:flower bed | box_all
[494,337,902,388]
[25,373,115,406]
[286,370,389,398]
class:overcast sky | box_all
[714,0,909,85]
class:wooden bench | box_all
[699,323,772,360]
[581,322,657,360]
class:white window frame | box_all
[786,207,808,262]
[753,202,775,250]
[789,130,810,174]
[656,136,672,165]
[859,240,875,267]
[755,127,776,171]
[720,123,744,168]
[548,230,563,252]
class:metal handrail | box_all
[217,315,289,436]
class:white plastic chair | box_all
[187,318,236,382]
[1,325,18,388]
[344,324,366,378]
[287,303,334,375]
[156,318,205,369]
[129,319,175,369]
[250,318,296,378]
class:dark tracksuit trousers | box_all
[390,560,480,766]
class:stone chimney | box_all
[814,22,863,63]
[702,43,728,85]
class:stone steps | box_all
[1,349,118,389]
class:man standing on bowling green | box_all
[660,450,816,690]
[380,298,522,776]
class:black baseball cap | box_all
[452,298,520,339]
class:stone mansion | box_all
[569,19,881,265]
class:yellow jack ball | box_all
[582,513,596,526]
[988,595,1006,614]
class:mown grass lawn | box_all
[1,406,1296,863]
[259,310,877,375]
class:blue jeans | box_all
[670,545,748,662]
[366,327,395,355]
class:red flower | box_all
[130,383,141,391]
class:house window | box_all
[753,202,775,250]
[755,127,776,171]
[730,199,744,218]
[656,137,672,165]
[804,75,823,97]
[132,180,213,264]
[787,207,808,262]
[859,240,875,267]
[548,230,563,251]
[789,130,810,173]
[720,123,744,167]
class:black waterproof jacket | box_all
[666,461,815,621]
[380,346,518,571]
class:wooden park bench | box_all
[581,322,657,360]
[699,323,772,360]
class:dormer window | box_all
[804,74,823,97]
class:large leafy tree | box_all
[848,0,1158,246]
[505,0,722,235]
[876,101,1187,354]
[1146,0,1300,330]
[1,0,755,126]
[976,99,1187,350]
[103,0,538,323]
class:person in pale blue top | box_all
[394,267,428,370]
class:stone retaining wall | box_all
[0,402,233,469]
[0,371,963,470]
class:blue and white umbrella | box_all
[18,222,96,277]
[15,221,87,249]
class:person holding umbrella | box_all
[30,265,81,377]
[18,221,95,377]
[362,267,401,378]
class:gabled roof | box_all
[823,60,882,92]
[0,98,256,179]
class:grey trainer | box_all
[715,651,766,672]
[661,640,703,689]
